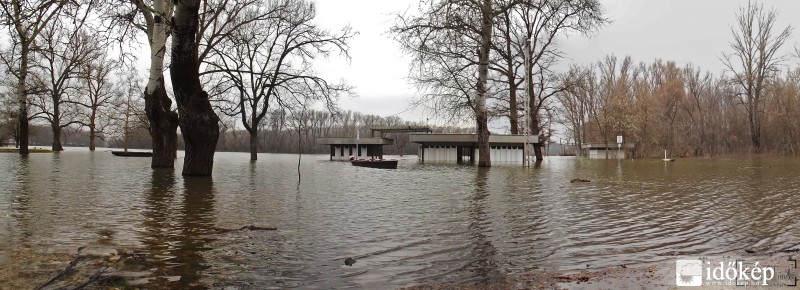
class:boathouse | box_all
[317,126,433,161]
[317,137,393,161]
[581,143,635,159]
[410,133,538,165]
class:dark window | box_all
[367,145,383,157]
[330,146,335,156]
[349,146,353,156]
[340,146,344,156]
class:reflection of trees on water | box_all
[177,177,216,286]
[139,171,216,288]
[8,154,62,243]
[7,156,31,242]
[47,153,62,194]
[465,168,502,283]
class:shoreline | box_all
[0,147,53,153]
[398,263,671,290]
[398,255,800,290]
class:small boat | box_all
[350,159,398,169]
[111,151,153,157]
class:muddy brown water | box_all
[1,148,799,289]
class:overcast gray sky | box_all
[313,0,800,133]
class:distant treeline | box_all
[558,56,800,158]
[2,110,472,155]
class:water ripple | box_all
[2,151,800,288]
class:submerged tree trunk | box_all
[88,109,96,151]
[531,110,543,161]
[143,1,178,168]
[525,39,543,161]
[475,0,493,167]
[145,81,179,167]
[749,106,761,153]
[51,104,64,151]
[17,46,29,155]
[171,0,219,176]
[89,125,96,151]
[51,124,63,151]
[249,129,258,161]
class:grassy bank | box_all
[0,147,53,153]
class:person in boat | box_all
[349,155,355,161]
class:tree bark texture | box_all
[17,46,29,155]
[171,0,220,176]
[249,130,258,161]
[144,1,179,168]
[144,80,179,168]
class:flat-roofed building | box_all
[317,126,433,161]
[410,133,538,165]
[581,143,635,159]
[317,137,393,161]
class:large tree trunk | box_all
[475,0,493,167]
[145,82,179,168]
[51,104,63,151]
[89,125,96,151]
[249,130,258,161]
[171,0,219,176]
[144,1,178,168]
[17,46,29,155]
[51,125,63,151]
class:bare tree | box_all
[557,65,595,155]
[394,0,521,167]
[117,0,181,167]
[491,0,605,140]
[110,70,149,151]
[0,90,17,146]
[73,53,119,150]
[205,0,353,161]
[28,7,100,151]
[0,0,71,155]
[722,1,792,153]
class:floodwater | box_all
[1,149,800,289]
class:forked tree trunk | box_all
[171,0,219,176]
[145,81,179,167]
[144,1,178,168]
